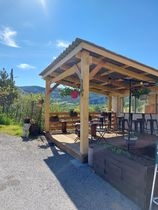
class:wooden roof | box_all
[40,38,158,96]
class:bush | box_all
[0,113,13,125]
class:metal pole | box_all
[128,79,132,151]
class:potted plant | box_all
[131,87,150,99]
[59,86,80,99]
[70,90,79,99]
[69,109,77,117]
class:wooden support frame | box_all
[40,38,158,162]
[80,51,91,155]
[108,95,112,111]
[45,78,51,131]
[51,66,77,83]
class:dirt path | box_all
[0,133,142,210]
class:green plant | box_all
[103,143,132,158]
[59,87,80,97]
[131,87,150,99]
[0,113,14,125]
[0,124,22,136]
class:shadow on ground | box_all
[43,139,140,210]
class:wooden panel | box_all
[49,112,101,133]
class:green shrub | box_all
[0,114,13,125]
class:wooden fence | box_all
[49,112,117,133]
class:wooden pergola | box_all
[40,38,158,157]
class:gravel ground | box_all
[0,133,144,210]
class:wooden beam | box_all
[90,88,123,97]
[56,80,77,88]
[89,88,108,95]
[41,44,82,78]
[48,83,59,94]
[89,60,105,80]
[91,57,153,81]
[51,66,76,83]
[108,95,112,111]
[74,64,81,80]
[45,79,51,131]
[101,70,114,76]
[102,62,152,82]
[91,75,130,89]
[91,56,153,82]
[89,83,124,95]
[80,51,90,155]
[82,42,158,76]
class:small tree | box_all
[0,68,18,113]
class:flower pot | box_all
[71,90,79,99]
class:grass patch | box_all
[0,125,22,136]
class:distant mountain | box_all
[18,86,45,94]
[18,85,107,104]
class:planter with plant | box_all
[92,143,155,210]
[69,109,78,117]
[59,87,80,99]
[131,87,150,99]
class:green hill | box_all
[18,86,107,104]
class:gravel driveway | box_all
[0,133,142,210]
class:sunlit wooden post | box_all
[108,95,112,111]
[80,50,91,155]
[111,96,117,113]
[45,78,51,132]
[117,96,122,113]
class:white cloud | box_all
[38,0,48,15]
[56,40,70,49]
[0,27,19,48]
[17,63,36,70]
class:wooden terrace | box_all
[40,38,158,162]
[47,130,157,162]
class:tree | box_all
[0,68,18,113]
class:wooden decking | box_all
[45,131,157,162]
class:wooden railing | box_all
[49,112,102,133]
[49,112,117,133]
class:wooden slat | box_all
[82,42,158,76]
[102,62,152,82]
[90,60,105,79]
[42,44,82,78]
[51,66,76,83]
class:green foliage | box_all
[103,143,132,158]
[59,86,79,97]
[0,113,14,125]
[0,125,22,136]
[0,68,18,112]
[10,93,44,131]
[131,87,150,99]
[50,101,79,112]
[50,101,107,113]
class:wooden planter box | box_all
[93,147,157,210]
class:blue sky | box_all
[0,0,158,87]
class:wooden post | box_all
[80,51,91,155]
[108,95,112,111]
[116,96,122,114]
[111,96,117,113]
[45,78,51,131]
